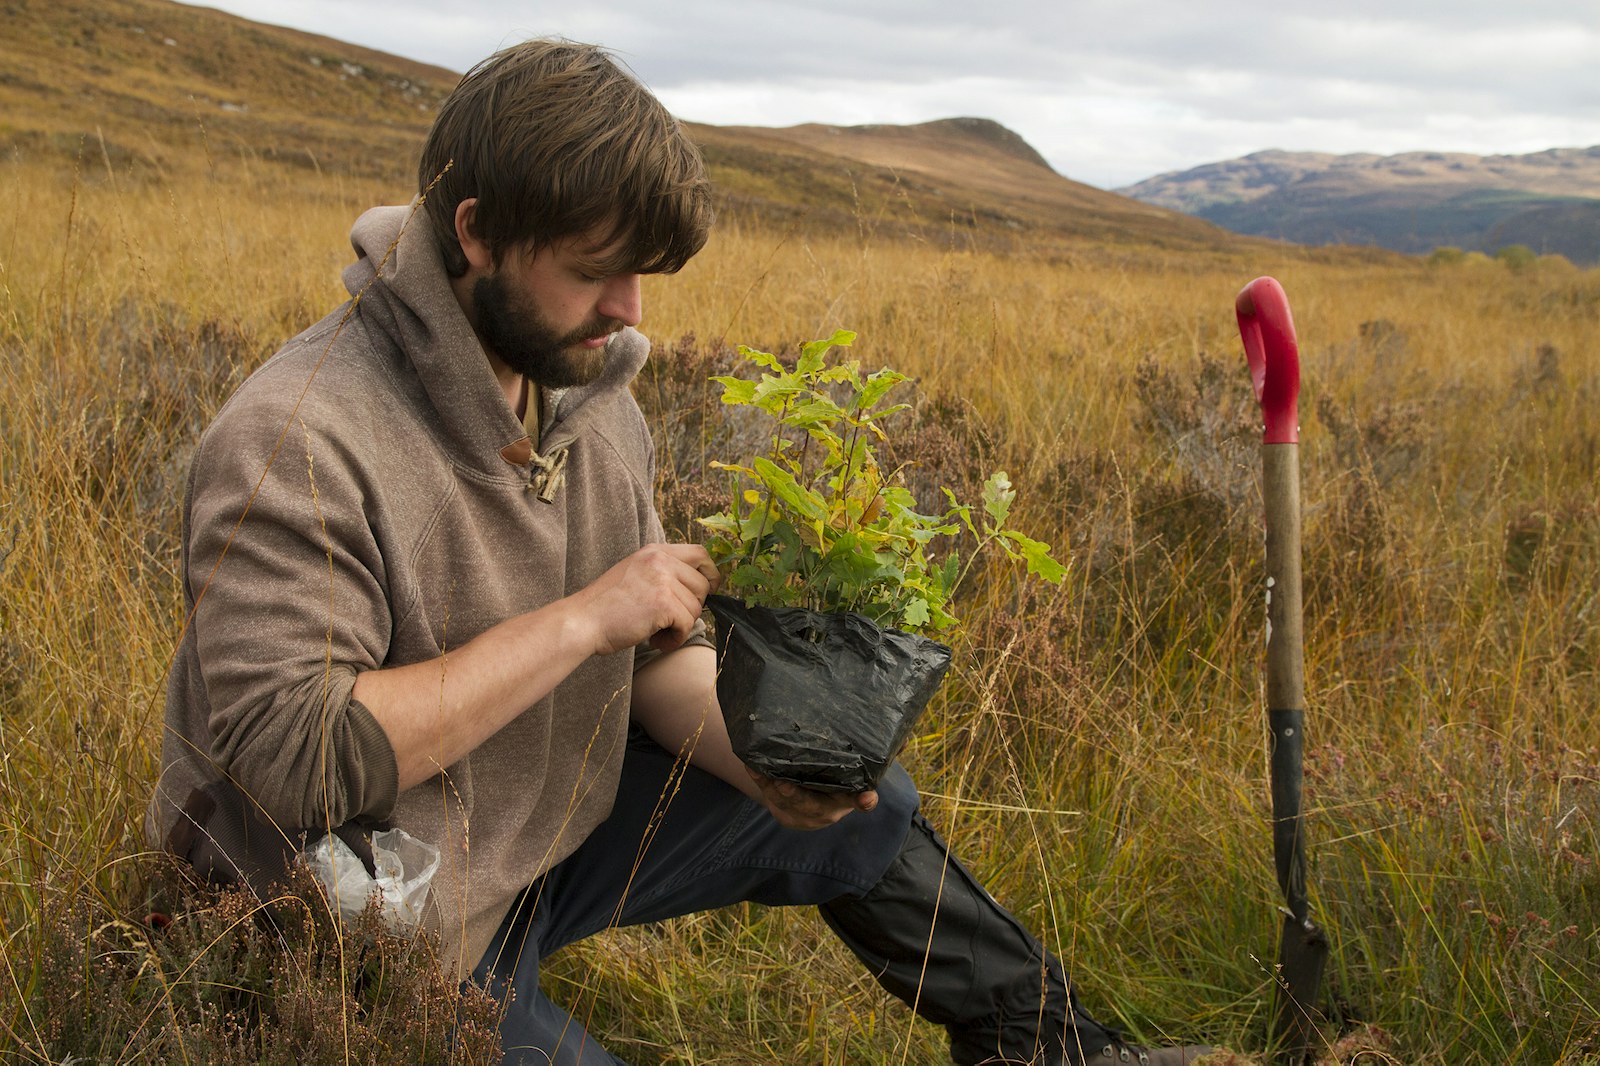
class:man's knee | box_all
[870,762,920,844]
[822,762,919,897]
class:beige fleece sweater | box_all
[150,203,671,974]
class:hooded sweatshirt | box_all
[149,203,672,973]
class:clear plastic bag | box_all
[302,827,440,932]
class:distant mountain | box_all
[1118,148,1600,264]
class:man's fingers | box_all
[627,545,715,652]
[568,543,726,657]
[647,629,676,652]
[656,543,722,594]
[650,570,710,649]
[645,605,695,652]
[693,555,722,591]
[747,770,874,830]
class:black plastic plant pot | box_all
[705,594,953,793]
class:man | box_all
[149,38,1212,1065]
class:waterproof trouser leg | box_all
[820,812,1122,1065]
[473,732,919,1064]
[474,732,1116,1065]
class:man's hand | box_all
[748,770,878,831]
[568,543,720,656]
[357,543,718,793]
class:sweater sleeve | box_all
[184,389,400,831]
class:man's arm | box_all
[629,642,878,830]
[355,543,719,791]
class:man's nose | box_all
[599,273,642,327]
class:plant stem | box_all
[746,394,792,567]
[950,528,999,598]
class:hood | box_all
[341,204,650,474]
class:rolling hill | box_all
[685,116,1251,252]
[0,0,456,177]
[1119,147,1600,264]
[1,0,1268,259]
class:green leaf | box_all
[905,522,958,545]
[750,377,806,411]
[727,563,771,591]
[901,598,930,629]
[858,402,912,424]
[796,342,827,377]
[713,376,758,406]
[819,533,897,586]
[856,369,908,413]
[983,471,1015,527]
[696,513,740,538]
[737,344,783,372]
[796,328,856,373]
[941,492,978,538]
[773,526,811,576]
[753,457,826,523]
[927,601,959,631]
[1004,530,1069,584]
[709,460,757,478]
[782,397,849,430]
[736,511,775,543]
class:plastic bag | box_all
[302,827,440,932]
[707,594,952,793]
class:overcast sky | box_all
[187,0,1600,190]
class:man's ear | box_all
[453,198,494,273]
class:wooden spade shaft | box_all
[1264,419,1326,1065]
[1263,444,1304,715]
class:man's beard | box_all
[472,272,619,389]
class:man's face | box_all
[469,234,643,389]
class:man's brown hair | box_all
[419,39,712,277]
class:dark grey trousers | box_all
[472,732,1117,1064]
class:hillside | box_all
[688,117,1251,253]
[0,0,1270,259]
[1119,147,1600,263]
[0,0,458,179]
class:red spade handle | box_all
[1235,276,1301,445]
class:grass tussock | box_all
[3,145,1598,1064]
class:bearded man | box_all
[149,37,1212,1066]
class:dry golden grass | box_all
[3,148,1597,1063]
